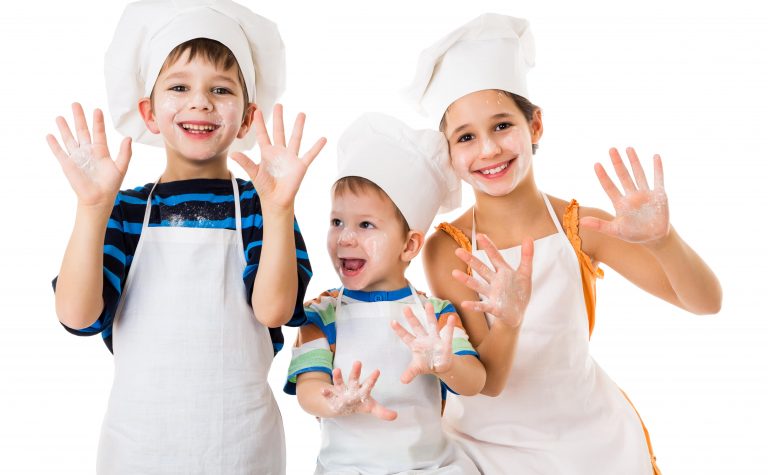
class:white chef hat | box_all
[405,13,535,123]
[336,113,461,234]
[104,0,285,151]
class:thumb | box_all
[230,152,260,179]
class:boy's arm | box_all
[231,104,326,327]
[48,104,132,329]
[580,148,722,315]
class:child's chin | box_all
[338,275,366,291]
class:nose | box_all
[479,136,501,160]
[188,90,213,111]
[337,228,358,247]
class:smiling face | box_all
[443,89,542,197]
[327,183,414,292]
[139,48,254,167]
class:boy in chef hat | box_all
[46,0,326,472]
[283,112,484,474]
[404,12,720,475]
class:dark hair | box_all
[152,38,249,117]
[332,176,410,237]
[440,90,540,153]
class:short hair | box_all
[332,176,410,238]
[440,89,540,153]
[152,38,249,117]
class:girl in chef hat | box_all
[47,1,325,473]
[406,13,721,475]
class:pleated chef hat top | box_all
[405,13,535,123]
[336,113,461,234]
[105,0,285,151]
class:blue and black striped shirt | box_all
[53,178,312,354]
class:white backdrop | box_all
[1,1,766,473]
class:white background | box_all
[1,0,767,473]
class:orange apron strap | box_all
[621,389,663,474]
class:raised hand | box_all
[47,103,132,208]
[580,147,670,244]
[230,104,326,211]
[452,233,533,329]
[391,302,455,383]
[321,361,397,421]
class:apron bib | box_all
[443,194,653,475]
[97,176,285,475]
[316,286,478,475]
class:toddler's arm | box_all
[48,103,132,329]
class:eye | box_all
[169,85,187,92]
[359,221,375,230]
[212,87,233,95]
[495,122,512,131]
[457,133,474,143]
[330,218,342,227]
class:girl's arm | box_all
[580,148,722,315]
[296,362,397,421]
[49,103,132,329]
[391,303,486,396]
[423,232,532,396]
[231,105,326,327]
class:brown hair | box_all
[440,90,540,153]
[332,176,410,237]
[152,38,249,117]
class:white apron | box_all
[315,286,479,475]
[97,176,285,475]
[443,194,654,475]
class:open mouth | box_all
[177,122,221,137]
[474,159,514,179]
[340,258,366,277]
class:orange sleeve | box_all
[562,200,604,338]
[436,222,472,275]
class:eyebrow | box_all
[161,72,238,86]
[449,112,514,137]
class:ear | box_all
[530,108,543,145]
[401,230,425,263]
[237,103,258,139]
[138,97,160,135]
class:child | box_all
[285,113,497,474]
[406,14,722,475]
[47,1,325,473]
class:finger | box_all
[451,269,491,298]
[348,360,362,386]
[626,147,650,191]
[55,116,78,152]
[476,233,510,273]
[423,302,439,337]
[454,247,494,283]
[593,162,623,203]
[301,137,327,168]
[579,216,619,238]
[609,147,637,193]
[402,306,427,338]
[390,320,415,346]
[72,102,92,146]
[287,112,305,154]
[114,137,133,176]
[252,108,271,147]
[400,364,422,385]
[47,134,73,166]
[331,367,345,389]
[441,314,456,352]
[360,368,381,393]
[272,103,285,147]
[92,108,108,147]
[230,152,260,179]
[370,400,398,421]
[653,154,664,190]
[47,134,89,190]
[516,237,534,279]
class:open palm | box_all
[321,361,397,421]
